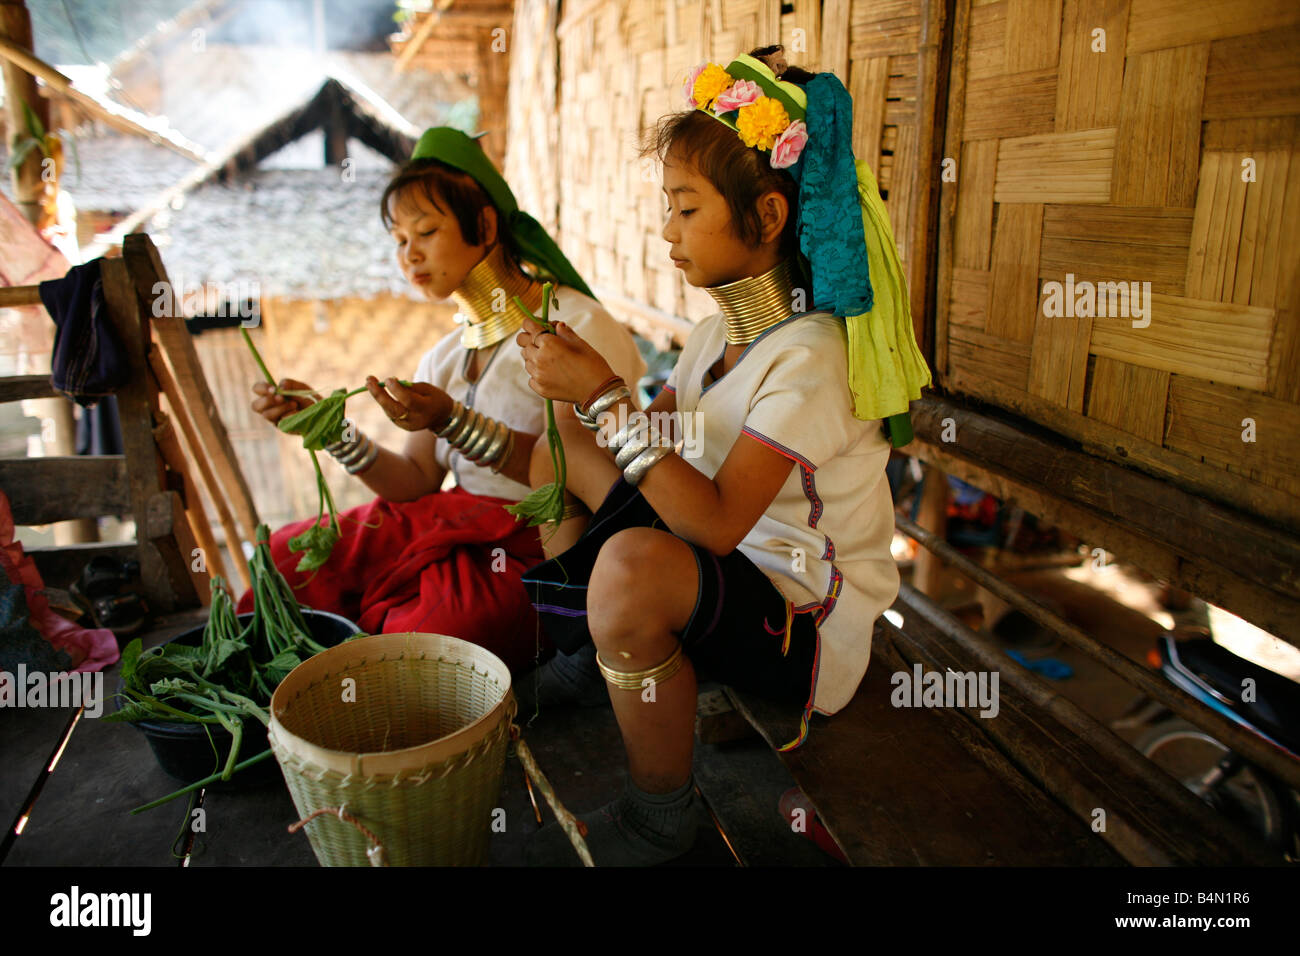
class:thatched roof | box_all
[139,73,428,301]
[152,164,410,301]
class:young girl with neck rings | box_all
[516,48,930,864]
[246,128,645,673]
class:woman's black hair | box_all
[379,159,524,268]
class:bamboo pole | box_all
[893,512,1300,793]
[0,36,212,163]
[148,347,253,592]
[0,284,43,307]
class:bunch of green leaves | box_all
[111,528,364,809]
[240,326,408,571]
[505,283,568,528]
[106,577,270,783]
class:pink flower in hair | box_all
[771,120,809,169]
[712,79,762,114]
[683,63,708,107]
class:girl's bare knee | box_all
[588,529,684,662]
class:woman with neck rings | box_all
[244,128,647,676]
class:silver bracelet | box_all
[336,434,372,467]
[468,419,510,464]
[326,428,364,460]
[446,408,478,447]
[587,385,631,420]
[462,415,497,460]
[574,404,602,432]
[607,412,650,454]
[615,422,661,469]
[346,440,379,475]
[623,443,673,486]
[433,400,467,437]
[489,430,515,473]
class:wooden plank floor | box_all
[3,607,209,866]
[729,627,1126,866]
[4,609,838,867]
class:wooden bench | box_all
[724,584,1280,866]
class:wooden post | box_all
[912,461,950,599]
[123,235,261,544]
[1,1,96,546]
[474,24,509,169]
[98,255,194,612]
[1,0,50,231]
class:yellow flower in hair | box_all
[736,96,790,151]
[692,63,732,109]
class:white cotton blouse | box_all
[413,285,647,501]
[663,310,900,714]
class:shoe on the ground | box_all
[70,557,148,637]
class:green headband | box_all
[408,127,597,301]
[723,54,807,122]
[685,55,810,162]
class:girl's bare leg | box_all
[586,527,701,792]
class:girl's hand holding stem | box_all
[516,320,616,409]
[251,377,319,426]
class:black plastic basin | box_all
[121,610,360,787]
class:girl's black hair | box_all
[640,45,812,253]
[379,159,524,268]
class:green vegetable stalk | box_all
[240,326,405,571]
[114,529,368,812]
[505,283,568,529]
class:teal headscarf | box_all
[409,128,597,302]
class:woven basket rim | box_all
[268,632,511,778]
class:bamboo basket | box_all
[268,633,514,867]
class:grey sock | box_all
[526,777,700,867]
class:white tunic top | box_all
[413,286,647,501]
[664,310,900,714]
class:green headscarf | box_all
[409,128,597,301]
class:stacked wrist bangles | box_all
[573,378,631,432]
[325,428,379,475]
[432,400,515,472]
[576,378,674,486]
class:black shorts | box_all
[520,476,819,708]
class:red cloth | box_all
[237,487,549,674]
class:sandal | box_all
[70,556,149,637]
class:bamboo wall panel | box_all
[938,0,1300,528]
[994,128,1116,204]
[502,0,559,229]
[1085,356,1167,445]
[504,0,935,346]
[1039,206,1193,295]
[1054,0,1127,131]
[987,203,1042,341]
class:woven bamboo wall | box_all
[504,0,937,349]
[937,0,1300,530]
[192,296,458,529]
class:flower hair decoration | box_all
[684,52,809,169]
